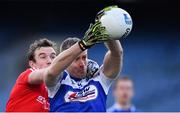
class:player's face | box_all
[114,80,134,104]
[67,50,88,78]
[30,47,56,69]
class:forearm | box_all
[103,40,123,78]
[48,42,82,76]
[105,40,123,57]
[28,68,49,85]
[45,42,83,86]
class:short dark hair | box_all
[114,76,133,89]
[60,37,80,52]
[27,38,57,62]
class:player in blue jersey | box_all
[107,77,138,112]
[44,22,123,112]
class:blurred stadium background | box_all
[0,0,180,111]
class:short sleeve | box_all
[93,66,115,95]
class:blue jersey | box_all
[107,103,138,112]
[47,70,113,112]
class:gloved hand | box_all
[78,21,109,51]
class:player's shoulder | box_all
[22,68,33,74]
[19,68,34,77]
[17,68,34,84]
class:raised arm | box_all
[102,40,123,79]
[28,21,109,86]
[45,43,83,86]
[28,42,82,86]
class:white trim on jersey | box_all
[47,72,64,98]
[48,81,61,98]
[93,65,114,95]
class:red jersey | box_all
[6,68,49,112]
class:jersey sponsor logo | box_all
[36,95,50,110]
[64,85,98,102]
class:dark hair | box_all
[60,37,80,52]
[114,76,133,89]
[27,38,57,62]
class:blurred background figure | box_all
[107,76,138,112]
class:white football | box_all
[97,6,133,39]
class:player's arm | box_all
[28,21,109,86]
[102,40,123,79]
[45,22,109,86]
[44,43,84,86]
[28,69,47,84]
[28,43,82,86]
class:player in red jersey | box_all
[6,21,109,112]
[6,39,57,112]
